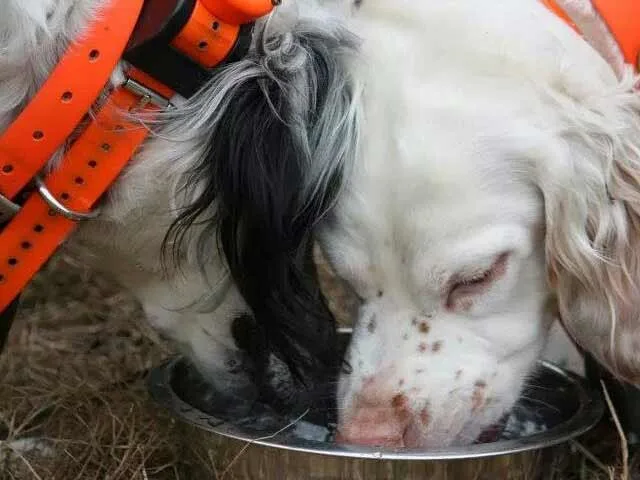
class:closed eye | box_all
[458,268,493,286]
[446,252,510,310]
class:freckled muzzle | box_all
[336,311,517,448]
[334,372,504,449]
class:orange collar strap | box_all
[590,0,640,68]
[0,0,150,313]
[0,87,160,313]
[543,0,640,70]
[0,0,145,203]
[0,0,277,314]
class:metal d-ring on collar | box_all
[34,176,100,221]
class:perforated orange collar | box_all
[0,0,276,314]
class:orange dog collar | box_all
[0,0,145,203]
[591,0,640,69]
[543,0,640,70]
[0,0,276,314]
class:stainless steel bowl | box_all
[147,330,603,461]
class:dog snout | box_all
[336,376,420,447]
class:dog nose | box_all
[336,380,412,447]
[335,405,408,447]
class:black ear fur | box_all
[165,17,361,387]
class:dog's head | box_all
[316,0,640,447]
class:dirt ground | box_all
[0,250,637,479]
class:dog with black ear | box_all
[161,6,362,412]
[0,0,361,416]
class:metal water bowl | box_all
[147,329,603,463]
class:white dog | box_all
[2,0,640,448]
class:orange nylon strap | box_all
[0,88,156,313]
[201,0,275,25]
[172,0,241,69]
[543,0,640,69]
[0,0,144,200]
[172,0,276,70]
[591,0,640,68]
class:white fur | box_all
[3,0,640,448]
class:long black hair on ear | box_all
[163,10,362,387]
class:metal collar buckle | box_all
[122,78,173,110]
[0,177,101,225]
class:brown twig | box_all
[6,444,44,480]
[218,409,310,480]
[601,380,629,480]
[570,439,611,476]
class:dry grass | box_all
[0,251,637,479]
[0,254,204,479]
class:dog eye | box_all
[446,253,509,310]
[458,269,493,287]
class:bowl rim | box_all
[147,333,604,461]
